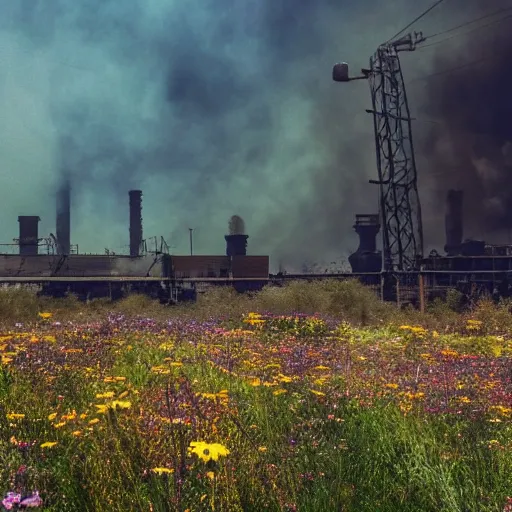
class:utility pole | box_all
[189,228,194,256]
[333,32,425,271]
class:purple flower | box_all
[2,492,21,510]
[19,491,42,508]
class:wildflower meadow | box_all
[0,281,511,511]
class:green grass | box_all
[0,283,510,510]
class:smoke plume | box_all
[1,0,506,269]
[417,0,512,246]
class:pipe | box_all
[129,190,143,257]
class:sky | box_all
[0,0,510,270]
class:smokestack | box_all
[129,190,143,257]
[353,214,380,252]
[225,215,248,256]
[18,216,40,255]
[444,189,463,256]
[225,234,249,256]
[56,177,71,255]
[348,214,381,273]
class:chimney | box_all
[348,214,381,273]
[225,215,248,256]
[353,214,380,253]
[18,216,40,255]
[444,189,463,256]
[225,234,249,256]
[56,177,71,255]
[129,190,143,257]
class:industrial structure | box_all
[332,30,512,302]
[0,190,269,302]
[0,27,510,305]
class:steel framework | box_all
[367,32,425,271]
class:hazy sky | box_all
[0,0,510,269]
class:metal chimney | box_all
[225,215,248,256]
[56,178,71,255]
[129,190,143,257]
[444,189,463,256]
[18,216,40,255]
[348,214,381,273]
[225,234,248,256]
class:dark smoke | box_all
[420,0,512,245]
[2,0,482,268]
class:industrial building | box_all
[0,188,269,301]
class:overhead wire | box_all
[409,52,498,83]
[425,5,512,39]
[419,10,512,49]
[386,0,448,42]
[408,7,512,83]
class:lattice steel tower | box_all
[333,32,425,271]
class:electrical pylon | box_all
[333,32,425,271]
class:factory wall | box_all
[231,256,269,278]
[171,256,230,278]
[0,254,168,278]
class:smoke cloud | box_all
[417,0,512,246]
[1,0,504,269]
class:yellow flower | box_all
[273,388,287,396]
[110,400,131,410]
[6,413,25,420]
[188,441,230,463]
[206,472,215,480]
[258,446,267,453]
[96,392,115,399]
[489,405,512,417]
[61,410,77,421]
[152,467,174,475]
[72,430,82,437]
[38,312,53,319]
[385,383,399,389]
[48,413,57,421]
[40,441,58,449]
[95,404,109,414]
[151,366,170,375]
[310,389,326,397]
[88,418,100,425]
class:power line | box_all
[386,0,448,42]
[420,11,512,49]
[426,5,512,39]
[408,52,499,83]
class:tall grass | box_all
[1,279,510,331]
[1,319,510,511]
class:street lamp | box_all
[332,62,370,82]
